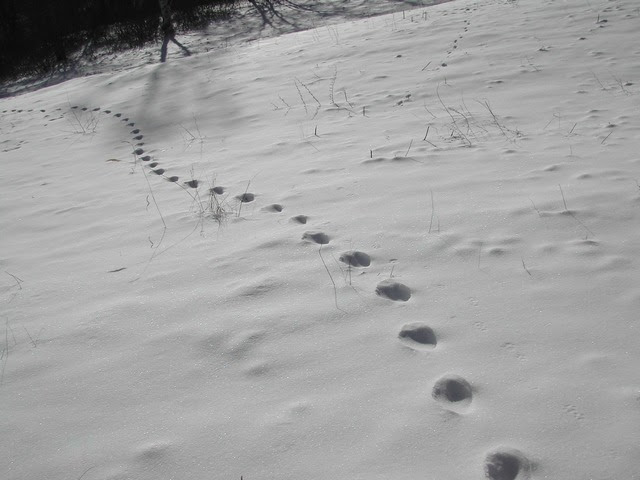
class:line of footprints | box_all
[5,104,533,480]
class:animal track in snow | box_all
[262,204,283,212]
[236,192,255,203]
[398,323,436,350]
[376,280,411,301]
[339,250,371,267]
[432,374,472,405]
[211,186,225,194]
[484,447,532,480]
[302,231,330,245]
[563,403,585,422]
[290,215,308,224]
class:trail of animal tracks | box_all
[2,0,640,479]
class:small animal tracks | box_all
[563,403,585,422]
[1,139,25,153]
[500,342,526,361]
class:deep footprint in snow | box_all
[262,204,283,212]
[398,323,437,349]
[290,215,308,224]
[185,179,199,188]
[302,231,330,245]
[152,168,165,175]
[133,148,144,155]
[376,280,411,301]
[212,186,225,194]
[432,374,473,405]
[339,250,371,267]
[236,192,255,203]
[484,448,531,480]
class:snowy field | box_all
[2,0,640,479]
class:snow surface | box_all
[2,0,640,479]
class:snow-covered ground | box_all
[2,0,640,479]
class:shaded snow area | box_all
[2,0,640,479]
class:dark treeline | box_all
[0,0,239,79]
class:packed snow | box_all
[2,0,640,479]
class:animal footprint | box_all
[262,204,283,213]
[563,404,585,422]
[432,374,472,405]
[290,215,308,224]
[398,323,436,350]
[484,447,532,480]
[302,231,330,245]
[339,251,371,267]
[236,192,255,203]
[376,280,411,301]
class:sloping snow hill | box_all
[2,0,640,479]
